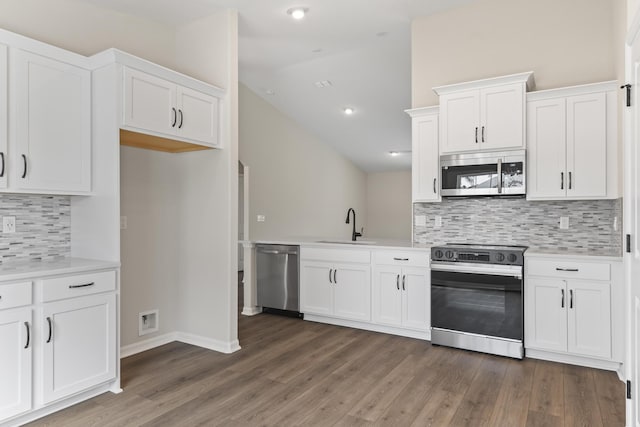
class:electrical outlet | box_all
[560,216,569,230]
[120,216,128,230]
[434,215,442,228]
[2,216,15,233]
[414,215,426,227]
[257,215,266,222]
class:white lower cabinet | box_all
[526,258,614,361]
[372,266,429,332]
[300,261,370,322]
[41,293,116,404]
[0,307,32,421]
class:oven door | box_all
[430,262,523,341]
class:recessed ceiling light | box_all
[287,7,308,20]
[343,107,355,115]
[314,80,332,88]
[265,89,275,95]
[388,150,411,156]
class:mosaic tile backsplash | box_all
[413,197,622,255]
[0,195,70,263]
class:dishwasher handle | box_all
[257,249,298,255]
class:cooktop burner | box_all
[431,243,528,266]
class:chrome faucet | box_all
[345,208,362,241]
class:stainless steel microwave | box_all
[440,150,526,197]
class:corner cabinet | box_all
[8,48,91,194]
[525,255,623,369]
[526,82,618,200]
[300,248,371,322]
[122,66,221,148]
[406,106,440,203]
[434,72,534,154]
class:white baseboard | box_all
[120,333,177,358]
[120,331,241,358]
[526,348,623,372]
[241,306,261,316]
[303,314,431,341]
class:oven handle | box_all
[431,261,522,278]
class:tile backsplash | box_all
[0,195,70,263]
[413,197,622,255]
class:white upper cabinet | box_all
[406,107,439,203]
[10,49,91,194]
[122,66,220,148]
[0,44,7,190]
[527,82,617,200]
[434,72,533,154]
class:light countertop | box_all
[525,248,623,262]
[242,238,432,251]
[0,257,120,282]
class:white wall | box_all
[239,83,367,241]
[0,1,239,350]
[366,171,412,241]
[412,0,617,107]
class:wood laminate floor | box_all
[28,278,625,427]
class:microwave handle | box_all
[497,158,502,194]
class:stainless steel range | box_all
[430,243,527,359]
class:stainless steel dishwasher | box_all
[256,244,302,317]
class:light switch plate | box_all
[434,215,442,228]
[414,215,426,227]
[2,216,15,233]
[560,216,569,230]
[257,215,266,222]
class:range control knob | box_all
[495,253,505,262]
[507,253,518,263]
[445,251,455,259]
[434,250,444,259]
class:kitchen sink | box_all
[315,240,376,245]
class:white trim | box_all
[433,71,535,95]
[405,105,439,118]
[525,348,623,372]
[303,314,431,341]
[241,306,261,316]
[120,333,177,358]
[175,332,241,354]
[526,80,618,102]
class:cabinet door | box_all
[401,267,430,331]
[300,262,333,316]
[11,49,91,193]
[440,90,480,154]
[0,44,7,190]
[566,93,607,198]
[480,83,524,150]
[333,263,371,322]
[372,266,402,327]
[123,67,177,137]
[526,98,567,199]
[412,114,440,202]
[41,293,116,404]
[176,86,219,147]
[525,278,567,352]
[567,281,611,359]
[0,308,31,421]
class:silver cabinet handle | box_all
[329,269,333,284]
[561,172,564,190]
[402,275,406,291]
[333,269,337,284]
[396,274,400,290]
[24,322,30,349]
[497,158,503,194]
[475,127,478,143]
[568,172,572,190]
[69,282,95,289]
[481,126,485,142]
[569,289,574,309]
[393,257,409,261]
[561,289,565,308]
[556,268,579,272]
[433,178,437,194]
[46,317,53,343]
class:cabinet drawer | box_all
[374,250,430,268]
[0,281,32,309]
[526,259,610,281]
[41,270,116,302]
[301,247,370,264]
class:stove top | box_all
[431,243,527,266]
